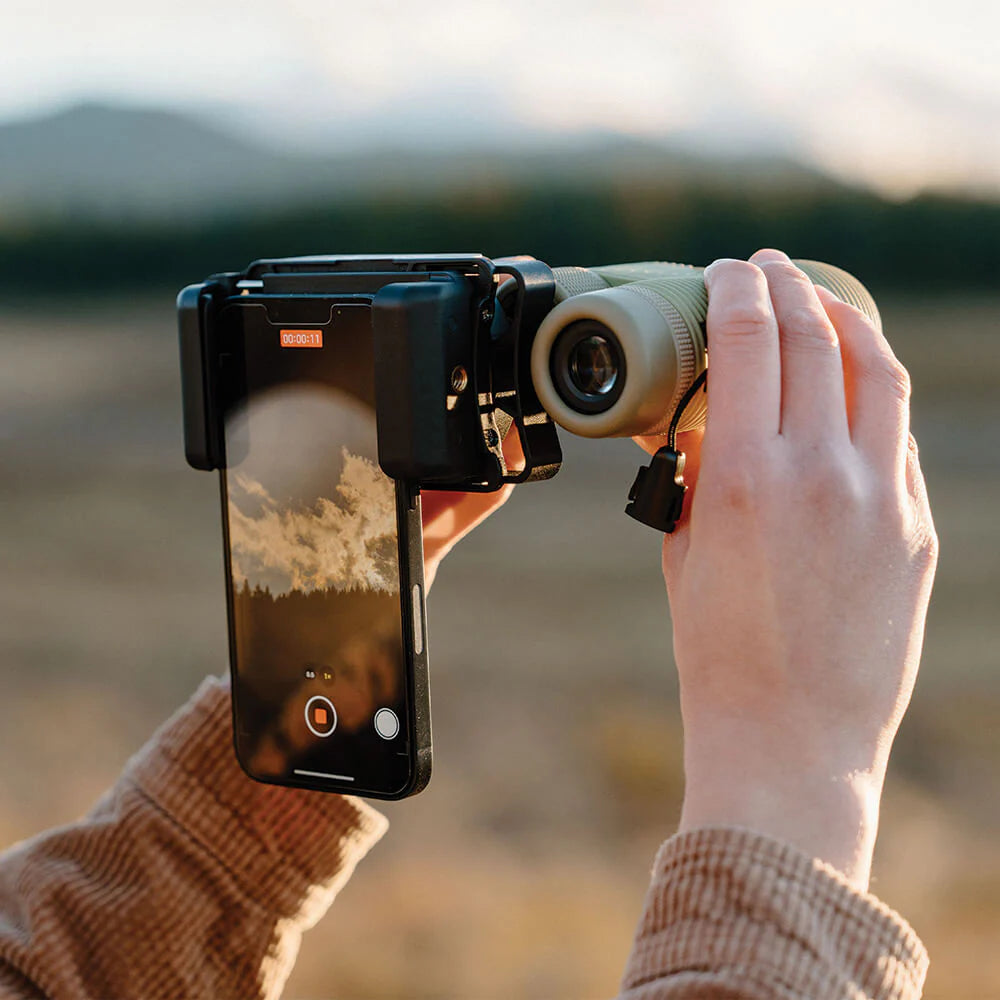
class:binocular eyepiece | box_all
[531,260,881,439]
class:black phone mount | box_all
[178,254,563,493]
[180,252,703,533]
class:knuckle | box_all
[781,305,839,349]
[862,355,911,401]
[712,304,774,341]
[715,474,756,513]
[704,451,763,513]
[882,358,912,400]
[798,450,864,508]
[858,346,911,401]
[906,512,940,566]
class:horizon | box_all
[2,97,996,209]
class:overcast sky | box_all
[3,0,997,197]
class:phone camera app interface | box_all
[222,304,412,794]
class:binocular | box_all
[536,259,879,439]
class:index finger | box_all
[702,259,781,445]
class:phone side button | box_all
[411,583,424,655]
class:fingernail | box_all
[703,258,737,286]
[749,248,790,265]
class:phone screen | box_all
[218,300,424,797]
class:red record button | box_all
[305,695,337,738]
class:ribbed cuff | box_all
[622,826,928,1000]
[124,675,389,922]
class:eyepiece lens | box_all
[550,320,626,415]
[569,335,618,396]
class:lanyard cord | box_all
[667,368,707,451]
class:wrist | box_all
[680,740,884,891]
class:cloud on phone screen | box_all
[228,447,397,595]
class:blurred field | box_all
[0,293,998,999]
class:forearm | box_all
[0,676,387,1000]
[618,826,928,1000]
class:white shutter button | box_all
[374,708,400,740]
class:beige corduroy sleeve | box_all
[0,675,929,1000]
[0,675,388,1000]
[618,826,929,1000]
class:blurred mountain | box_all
[0,102,840,223]
[0,103,308,221]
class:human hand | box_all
[644,249,938,889]
[420,428,524,589]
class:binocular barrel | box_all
[530,260,881,438]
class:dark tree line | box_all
[2,180,998,296]
[233,581,399,691]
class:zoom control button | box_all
[305,695,337,738]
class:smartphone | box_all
[216,295,430,799]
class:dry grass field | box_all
[1,292,997,998]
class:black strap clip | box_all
[625,447,687,533]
